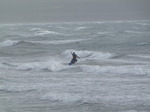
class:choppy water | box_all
[0,21,150,112]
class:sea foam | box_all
[34,30,61,35]
[17,60,66,72]
[0,40,21,47]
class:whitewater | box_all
[0,21,150,112]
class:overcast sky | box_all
[0,0,150,23]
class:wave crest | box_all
[0,40,21,47]
[0,39,90,47]
[34,30,62,35]
[17,60,65,72]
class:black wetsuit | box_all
[71,53,78,63]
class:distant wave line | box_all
[0,38,91,47]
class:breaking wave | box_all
[0,39,90,47]
[17,60,66,72]
[0,40,21,47]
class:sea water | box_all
[0,21,150,112]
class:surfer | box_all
[70,52,80,64]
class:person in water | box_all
[70,52,80,64]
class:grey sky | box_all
[0,0,150,23]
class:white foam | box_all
[30,28,43,31]
[17,60,66,72]
[75,27,87,30]
[34,30,61,35]
[97,32,110,35]
[0,40,20,47]
[29,38,89,45]
[0,39,89,47]
[125,31,143,34]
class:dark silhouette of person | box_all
[70,52,80,64]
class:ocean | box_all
[0,20,150,112]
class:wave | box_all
[0,63,6,69]
[97,32,111,35]
[0,40,39,47]
[0,87,35,93]
[17,60,66,72]
[129,54,150,59]
[29,38,90,45]
[136,42,148,46]
[136,23,150,26]
[0,85,36,93]
[41,92,108,104]
[0,40,21,47]
[125,30,143,34]
[30,28,43,31]
[34,30,62,36]
[30,27,64,35]
[0,39,90,47]
[75,27,87,31]
[0,61,13,69]
[41,91,149,104]
[41,92,81,103]
[80,65,150,76]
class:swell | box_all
[0,86,36,93]
[0,40,33,47]
[0,38,90,47]
[41,91,150,105]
